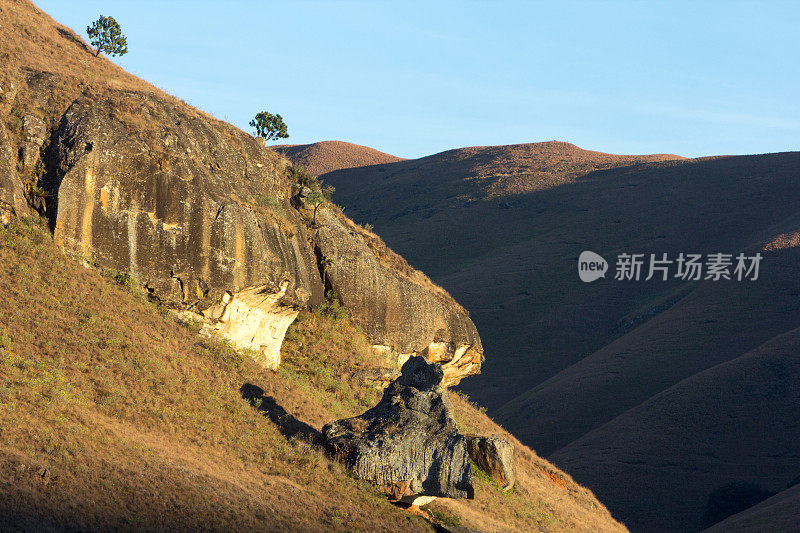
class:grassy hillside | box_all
[0,216,624,532]
[0,3,628,529]
[316,141,681,205]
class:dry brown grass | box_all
[272,141,405,176]
[0,0,254,180]
[761,229,800,251]
[0,217,432,532]
[432,392,627,532]
[0,217,624,531]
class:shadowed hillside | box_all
[703,483,800,533]
[283,140,800,531]
[272,141,405,176]
[551,315,800,532]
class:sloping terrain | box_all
[703,483,800,533]
[550,317,800,532]
[0,217,625,532]
[272,141,404,176]
[316,141,681,204]
[288,141,800,530]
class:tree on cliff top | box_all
[250,112,289,141]
[87,15,128,57]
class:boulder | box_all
[314,208,483,386]
[465,435,515,491]
[323,357,474,500]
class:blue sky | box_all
[36,1,800,159]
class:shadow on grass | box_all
[240,383,322,444]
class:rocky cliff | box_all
[0,1,482,382]
[45,89,327,368]
[314,208,483,386]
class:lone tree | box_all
[306,184,335,226]
[250,112,289,141]
[306,189,324,226]
[87,15,128,57]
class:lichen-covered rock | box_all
[314,208,483,386]
[0,125,30,224]
[45,89,324,359]
[351,367,402,390]
[465,435,516,491]
[20,114,46,170]
[323,357,474,500]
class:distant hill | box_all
[314,141,682,203]
[279,139,800,531]
[271,141,405,176]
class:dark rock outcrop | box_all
[351,367,402,390]
[323,357,474,500]
[465,435,515,491]
[314,208,483,386]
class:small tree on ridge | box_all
[87,15,128,57]
[250,112,289,141]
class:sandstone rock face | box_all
[323,357,474,500]
[314,208,483,386]
[46,90,324,359]
[0,125,29,224]
[465,435,516,491]
[202,283,300,369]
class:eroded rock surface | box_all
[44,90,324,359]
[323,357,474,500]
[465,434,516,491]
[202,283,300,369]
[20,114,46,170]
[314,208,483,386]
